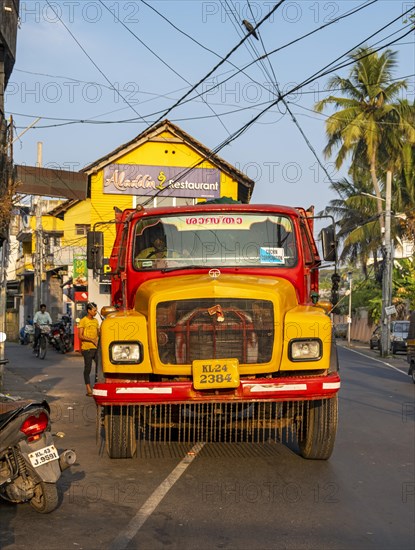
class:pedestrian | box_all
[33,304,52,351]
[79,302,100,397]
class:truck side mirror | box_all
[320,226,336,262]
[87,231,104,271]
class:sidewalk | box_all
[336,338,410,370]
[0,342,81,401]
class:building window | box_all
[75,224,91,236]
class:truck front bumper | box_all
[92,373,340,406]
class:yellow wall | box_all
[62,200,92,248]
[28,215,64,254]
[29,215,64,233]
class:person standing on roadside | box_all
[79,302,100,397]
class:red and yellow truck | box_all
[88,202,340,459]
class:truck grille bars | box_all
[102,401,312,457]
[156,298,274,365]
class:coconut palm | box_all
[322,176,382,277]
[315,47,415,229]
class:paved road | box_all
[0,341,414,550]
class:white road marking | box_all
[344,347,408,376]
[109,442,205,550]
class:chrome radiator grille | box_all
[156,298,274,365]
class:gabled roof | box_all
[82,120,255,202]
[47,199,80,220]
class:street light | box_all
[358,192,386,202]
[347,271,352,346]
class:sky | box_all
[5,0,415,215]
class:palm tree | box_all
[322,176,382,277]
[315,47,415,230]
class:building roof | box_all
[82,120,255,203]
[47,199,80,219]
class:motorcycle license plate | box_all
[193,359,240,390]
[28,445,59,468]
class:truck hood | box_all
[135,272,298,314]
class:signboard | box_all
[385,305,397,316]
[103,164,221,199]
[16,165,87,199]
[73,257,88,287]
[99,259,111,284]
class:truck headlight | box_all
[289,339,322,361]
[110,342,142,364]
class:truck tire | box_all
[104,406,137,459]
[297,396,338,460]
[30,481,59,513]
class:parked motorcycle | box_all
[19,324,34,345]
[0,399,76,513]
[49,317,72,354]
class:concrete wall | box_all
[334,312,374,344]
[6,310,19,342]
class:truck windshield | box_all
[133,213,297,270]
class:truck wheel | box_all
[297,396,338,460]
[105,406,137,459]
[30,482,59,513]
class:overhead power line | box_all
[44,0,148,125]
[144,0,287,132]
[10,0,384,131]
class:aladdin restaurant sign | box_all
[103,164,221,199]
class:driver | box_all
[136,235,167,261]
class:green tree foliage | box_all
[315,47,415,233]
[316,47,415,312]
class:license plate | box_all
[28,445,59,468]
[193,359,240,390]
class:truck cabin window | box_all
[133,214,297,270]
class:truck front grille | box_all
[103,401,309,457]
[156,299,274,365]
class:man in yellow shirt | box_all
[79,302,100,396]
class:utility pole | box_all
[0,118,13,390]
[33,142,43,315]
[347,271,352,346]
[380,170,393,357]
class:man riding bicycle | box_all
[33,304,52,351]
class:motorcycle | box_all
[19,324,34,345]
[49,317,72,354]
[0,399,76,513]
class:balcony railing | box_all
[15,253,34,274]
[45,248,74,269]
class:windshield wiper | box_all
[160,264,212,273]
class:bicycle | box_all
[35,325,51,360]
